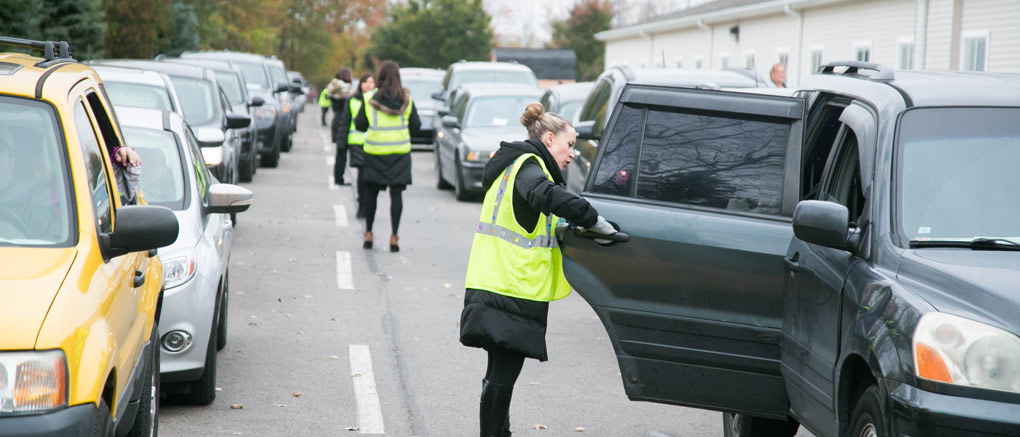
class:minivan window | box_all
[170,77,217,126]
[105,82,173,112]
[405,79,443,105]
[236,62,270,90]
[448,70,537,90]
[590,104,643,196]
[635,107,788,215]
[122,126,186,210]
[578,79,611,124]
[215,71,245,106]
[0,97,72,246]
[74,101,113,234]
[897,107,1020,242]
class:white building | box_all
[596,0,1020,88]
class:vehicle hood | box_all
[248,89,278,106]
[460,126,527,151]
[0,247,77,349]
[897,248,1020,333]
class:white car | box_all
[115,107,252,405]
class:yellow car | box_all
[0,38,178,436]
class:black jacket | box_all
[459,138,599,361]
[329,96,347,143]
[336,92,365,167]
[353,88,421,187]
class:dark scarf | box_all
[482,137,565,191]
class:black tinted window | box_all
[590,105,643,196]
[636,108,788,215]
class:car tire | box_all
[180,321,217,406]
[454,157,472,201]
[127,324,159,437]
[260,141,280,168]
[216,272,228,351]
[722,412,799,437]
[848,385,886,437]
[92,398,113,437]
[435,147,452,190]
[281,133,292,152]
[239,153,254,182]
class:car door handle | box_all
[784,253,801,273]
[133,269,145,288]
[573,222,631,244]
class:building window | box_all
[854,41,872,62]
[719,52,730,69]
[675,57,684,68]
[961,31,989,71]
[898,38,914,70]
[776,48,790,67]
[809,46,824,73]
[744,52,755,69]
[695,57,703,69]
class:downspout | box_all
[915,0,929,69]
[697,19,712,68]
[784,3,803,86]
[638,28,652,68]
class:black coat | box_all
[353,88,421,188]
[459,138,599,361]
[329,96,347,144]
[336,93,365,168]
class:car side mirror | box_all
[431,91,445,102]
[250,96,265,107]
[275,82,290,93]
[575,120,598,141]
[225,113,251,130]
[792,200,850,250]
[437,107,450,117]
[289,83,302,93]
[101,205,179,260]
[206,183,254,214]
[441,115,459,129]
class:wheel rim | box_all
[857,422,877,437]
[729,414,742,435]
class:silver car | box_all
[116,107,253,406]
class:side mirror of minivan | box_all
[792,200,850,250]
[431,91,445,102]
[437,107,450,117]
[289,83,302,93]
[575,120,598,141]
[225,112,252,129]
[441,115,459,129]
[102,205,179,260]
[275,82,290,93]
[206,183,254,214]
[249,96,265,107]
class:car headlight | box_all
[914,312,1020,393]
[162,254,197,289]
[201,146,224,167]
[254,106,277,119]
[0,350,67,415]
[466,150,496,162]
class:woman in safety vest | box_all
[459,103,617,436]
[318,87,331,126]
[353,61,420,252]
[336,72,376,218]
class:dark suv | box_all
[561,62,1020,437]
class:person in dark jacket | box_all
[353,61,420,252]
[459,103,617,436]
[336,72,376,218]
[329,67,354,184]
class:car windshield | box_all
[897,107,1020,243]
[215,71,245,106]
[405,78,442,105]
[121,126,187,210]
[169,76,217,126]
[449,70,537,90]
[105,82,173,112]
[464,96,537,128]
[558,100,583,122]
[0,97,72,246]
[236,62,270,90]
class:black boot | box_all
[479,379,513,437]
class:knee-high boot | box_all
[479,379,513,437]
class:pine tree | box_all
[370,0,493,69]
[103,0,172,59]
[0,0,42,44]
[39,0,106,60]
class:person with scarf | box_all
[336,72,375,218]
[459,103,617,436]
[328,67,354,185]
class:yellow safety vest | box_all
[348,96,365,146]
[318,88,330,108]
[363,90,413,155]
[464,154,571,302]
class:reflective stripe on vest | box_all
[364,91,412,155]
[463,154,571,302]
[348,97,365,145]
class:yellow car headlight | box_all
[0,350,67,415]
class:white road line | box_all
[327,156,335,166]
[336,251,354,290]
[329,176,338,190]
[333,205,348,227]
[349,345,385,435]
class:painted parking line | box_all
[333,205,348,227]
[329,176,338,191]
[349,345,385,435]
[336,251,354,290]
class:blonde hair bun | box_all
[520,102,545,128]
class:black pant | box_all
[333,143,348,184]
[484,347,525,387]
[320,106,328,126]
[363,185,403,235]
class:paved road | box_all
[160,106,813,437]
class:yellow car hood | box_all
[0,247,77,349]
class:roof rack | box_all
[0,36,74,67]
[818,61,894,81]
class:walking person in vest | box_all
[353,61,420,252]
[459,103,618,436]
[318,87,331,126]
[329,67,354,184]
[336,72,376,218]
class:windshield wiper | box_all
[910,238,1020,251]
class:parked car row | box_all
[0,37,258,436]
